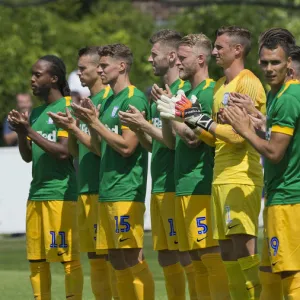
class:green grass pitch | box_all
[0,231,263,299]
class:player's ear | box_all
[51,75,58,84]
[235,44,243,57]
[287,56,292,70]
[198,54,205,65]
[119,61,127,72]
[169,51,177,64]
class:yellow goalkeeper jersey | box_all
[213,69,266,186]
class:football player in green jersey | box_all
[71,44,154,300]
[48,47,115,300]
[223,29,300,300]
[157,33,231,299]
[119,29,196,300]
[8,55,83,300]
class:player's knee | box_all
[158,250,179,267]
[108,249,127,270]
[189,250,200,261]
[232,234,257,259]
[123,248,143,267]
[178,251,192,267]
[219,239,236,261]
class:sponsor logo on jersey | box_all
[111,106,119,118]
[152,117,162,128]
[222,92,230,106]
[105,124,119,134]
[47,117,54,124]
[79,123,90,135]
[37,130,57,142]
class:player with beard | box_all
[157,33,230,299]
[119,29,194,300]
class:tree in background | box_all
[0,0,155,122]
[172,4,300,81]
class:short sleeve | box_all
[271,94,300,135]
[198,87,214,117]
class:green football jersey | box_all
[29,97,77,201]
[78,86,113,194]
[151,79,191,193]
[174,79,215,196]
[265,80,300,206]
[99,85,150,202]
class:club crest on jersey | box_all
[47,117,54,124]
[222,93,230,106]
[111,106,119,118]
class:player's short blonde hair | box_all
[178,33,212,62]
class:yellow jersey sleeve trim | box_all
[203,78,214,90]
[65,96,71,106]
[27,136,31,141]
[57,130,69,138]
[128,85,135,98]
[277,79,300,98]
[121,125,130,130]
[103,86,111,99]
[178,79,185,89]
[271,125,294,136]
[197,130,216,147]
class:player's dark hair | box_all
[215,26,251,57]
[258,28,296,56]
[39,55,70,97]
[290,45,300,77]
[98,44,133,71]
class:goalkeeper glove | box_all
[157,90,186,121]
[175,95,214,131]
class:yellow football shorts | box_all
[26,200,80,262]
[77,194,107,255]
[263,204,300,273]
[212,184,262,240]
[96,201,145,250]
[175,195,218,252]
[151,192,178,251]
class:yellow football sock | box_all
[202,253,231,300]
[282,271,300,300]
[29,261,51,300]
[107,261,120,300]
[130,260,155,300]
[192,260,211,299]
[184,263,198,300]
[115,267,136,300]
[238,254,261,300]
[259,270,283,300]
[90,258,112,300]
[63,260,83,300]
[162,262,186,300]
[223,260,248,300]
